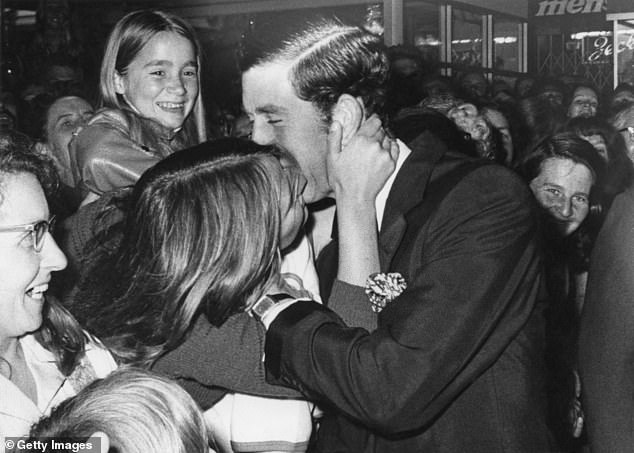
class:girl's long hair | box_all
[75,138,285,366]
[99,10,206,145]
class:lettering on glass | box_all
[588,35,634,63]
[535,0,605,16]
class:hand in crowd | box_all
[327,114,399,204]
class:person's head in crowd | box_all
[565,115,634,204]
[386,45,425,115]
[418,92,459,116]
[516,132,605,237]
[391,107,479,158]
[490,79,515,104]
[421,74,455,99]
[611,103,634,163]
[609,83,634,115]
[44,62,86,99]
[29,368,209,453]
[36,95,94,187]
[516,96,567,159]
[388,44,423,78]
[0,102,16,132]
[530,77,567,109]
[514,75,535,100]
[241,19,388,204]
[0,131,68,357]
[567,83,600,119]
[446,101,505,163]
[100,9,206,142]
[0,130,107,436]
[457,70,489,103]
[481,104,514,165]
[566,116,613,161]
[74,138,307,365]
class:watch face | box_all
[251,296,276,319]
[251,293,294,320]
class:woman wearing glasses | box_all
[0,131,116,440]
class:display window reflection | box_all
[404,1,441,68]
[452,8,483,67]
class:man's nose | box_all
[251,121,275,145]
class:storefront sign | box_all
[587,34,634,62]
[535,0,605,16]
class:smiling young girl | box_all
[68,10,206,205]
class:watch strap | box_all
[251,293,294,320]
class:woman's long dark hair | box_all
[73,138,286,366]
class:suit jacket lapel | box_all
[379,132,447,270]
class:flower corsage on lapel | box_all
[365,272,407,313]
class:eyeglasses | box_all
[619,126,634,140]
[0,216,56,252]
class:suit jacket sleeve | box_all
[578,188,634,453]
[265,165,541,434]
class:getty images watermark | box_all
[3,437,101,452]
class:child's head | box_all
[99,10,205,138]
[29,368,208,453]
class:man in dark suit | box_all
[579,184,634,453]
[242,21,553,452]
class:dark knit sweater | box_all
[153,313,303,410]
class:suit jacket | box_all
[578,186,634,453]
[265,131,552,452]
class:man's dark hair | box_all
[241,20,389,122]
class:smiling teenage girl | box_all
[68,10,206,205]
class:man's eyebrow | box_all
[54,113,75,123]
[255,104,287,115]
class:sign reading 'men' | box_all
[535,0,605,16]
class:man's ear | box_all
[113,71,126,95]
[331,94,364,146]
[89,431,110,453]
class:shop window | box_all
[451,8,483,67]
[616,19,634,85]
[494,18,520,71]
[403,1,441,70]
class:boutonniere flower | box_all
[365,272,407,313]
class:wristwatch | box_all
[251,293,294,322]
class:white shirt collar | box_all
[375,139,411,230]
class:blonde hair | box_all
[29,368,208,453]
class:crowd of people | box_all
[1,8,634,453]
